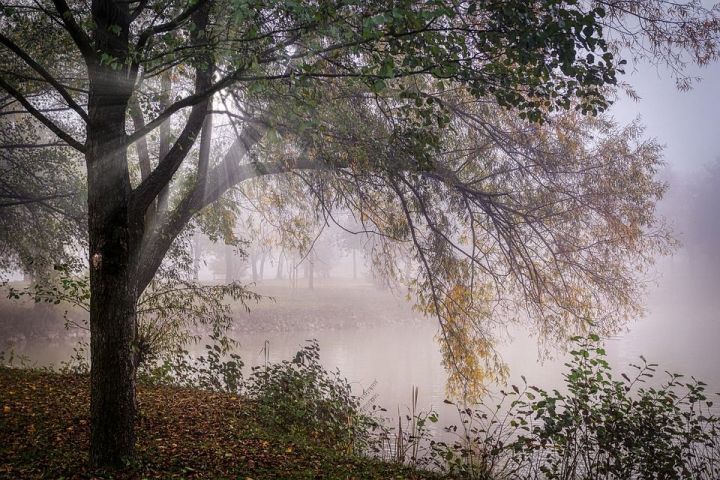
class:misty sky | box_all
[611,61,720,174]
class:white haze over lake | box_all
[3,57,720,431]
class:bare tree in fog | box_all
[1,0,719,466]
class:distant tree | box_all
[336,215,371,280]
[1,0,718,467]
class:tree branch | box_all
[0,191,78,208]
[131,0,210,76]
[49,0,96,63]
[195,109,213,196]
[155,72,173,215]
[128,96,151,180]
[130,0,150,21]
[125,32,301,146]
[0,77,86,152]
[134,122,326,294]
[0,33,89,122]
[129,4,213,220]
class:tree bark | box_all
[85,0,140,466]
[86,66,138,467]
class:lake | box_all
[4,256,720,437]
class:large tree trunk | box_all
[88,254,137,467]
[85,19,137,462]
[86,122,138,467]
[81,0,212,468]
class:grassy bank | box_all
[0,368,437,479]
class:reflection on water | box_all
[4,265,720,432]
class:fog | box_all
[3,158,720,425]
[3,63,720,433]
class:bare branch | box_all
[128,96,151,180]
[0,77,86,152]
[0,33,89,122]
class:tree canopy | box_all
[1,0,719,466]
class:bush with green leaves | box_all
[137,337,376,452]
[429,335,720,479]
[137,333,244,394]
[6,262,261,369]
[244,340,377,450]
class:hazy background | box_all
[2,61,719,431]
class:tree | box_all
[1,0,719,467]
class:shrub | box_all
[245,339,376,450]
[430,335,720,479]
[138,337,376,453]
[137,333,244,393]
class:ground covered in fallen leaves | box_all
[0,368,439,479]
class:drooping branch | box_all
[396,178,467,374]
[0,33,89,123]
[0,77,86,152]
